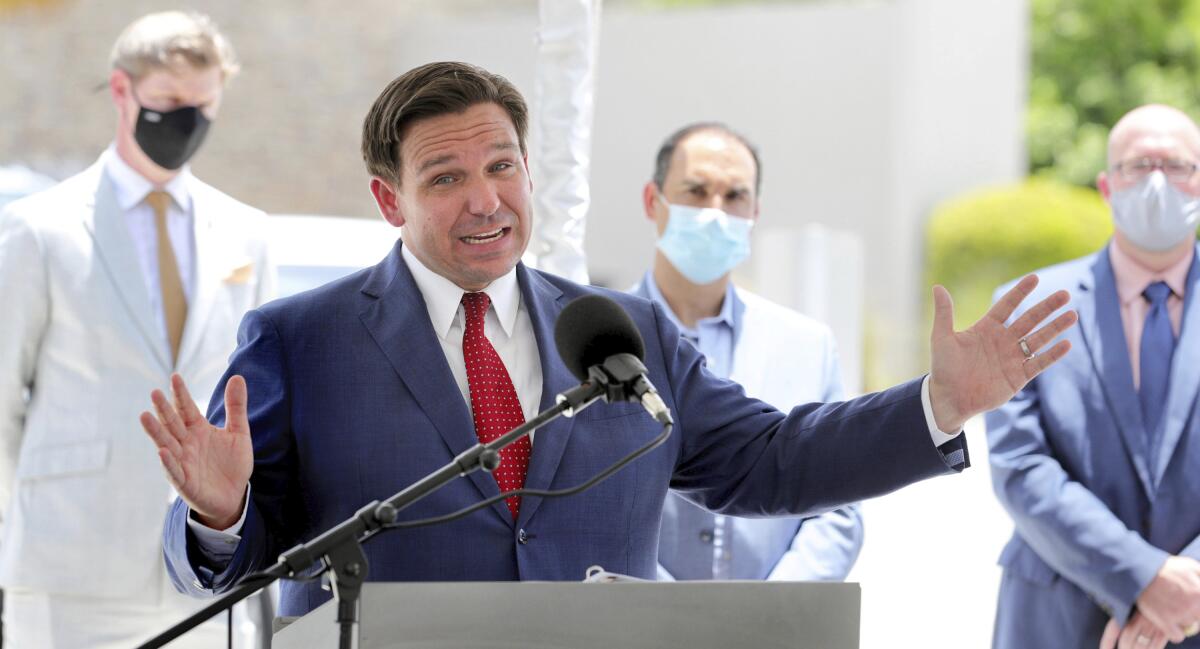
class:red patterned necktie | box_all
[461,291,530,518]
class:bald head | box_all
[1107,104,1200,166]
[1099,104,1200,202]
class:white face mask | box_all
[1110,171,1200,252]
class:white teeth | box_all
[462,228,505,244]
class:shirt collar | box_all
[640,271,741,334]
[1108,239,1194,305]
[101,145,193,213]
[401,243,521,340]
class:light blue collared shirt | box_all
[639,272,743,381]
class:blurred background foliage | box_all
[926,181,1111,328]
[1029,0,1200,187]
[929,0,1200,325]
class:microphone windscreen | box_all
[554,294,646,380]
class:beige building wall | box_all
[0,0,488,219]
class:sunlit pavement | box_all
[848,415,1008,648]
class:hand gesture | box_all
[140,373,253,529]
[927,275,1077,432]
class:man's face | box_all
[645,130,759,236]
[112,65,224,168]
[1099,112,1200,200]
[370,102,533,291]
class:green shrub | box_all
[1029,0,1200,187]
[925,179,1112,329]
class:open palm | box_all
[928,275,1077,432]
[140,373,253,529]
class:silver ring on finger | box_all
[1184,621,1200,637]
[1136,632,1152,645]
[1018,337,1035,362]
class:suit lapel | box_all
[515,265,576,529]
[1077,251,1155,497]
[1152,246,1200,484]
[176,186,220,373]
[357,242,513,526]
[82,165,171,373]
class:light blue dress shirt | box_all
[638,272,864,581]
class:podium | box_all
[273,581,860,648]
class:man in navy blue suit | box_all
[141,61,1077,618]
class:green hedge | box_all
[925,180,1112,330]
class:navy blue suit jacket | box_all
[988,245,1200,648]
[164,241,968,617]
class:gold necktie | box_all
[146,190,187,365]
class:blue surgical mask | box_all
[655,196,753,285]
[1111,171,1200,252]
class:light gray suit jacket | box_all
[0,154,274,600]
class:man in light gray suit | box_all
[0,11,273,648]
[632,122,863,582]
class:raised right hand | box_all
[140,373,253,530]
[1134,555,1200,644]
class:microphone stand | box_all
[139,379,613,649]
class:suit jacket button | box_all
[699,529,714,544]
[518,529,529,544]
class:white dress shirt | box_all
[102,146,196,349]
[401,245,544,424]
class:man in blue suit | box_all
[988,104,1200,649]
[632,122,863,581]
[141,61,1076,619]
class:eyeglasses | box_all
[1112,157,1199,182]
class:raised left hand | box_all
[927,275,1076,432]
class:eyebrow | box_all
[682,178,750,193]
[417,155,456,175]
[415,142,520,175]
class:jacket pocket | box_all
[998,537,1060,586]
[17,439,110,480]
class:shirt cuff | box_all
[186,484,249,562]
[921,375,962,446]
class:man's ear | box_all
[642,182,662,222]
[370,177,405,227]
[1097,170,1112,203]
[110,68,133,118]
[523,153,533,193]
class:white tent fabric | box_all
[524,0,601,284]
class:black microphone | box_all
[553,294,673,424]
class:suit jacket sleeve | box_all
[653,300,967,519]
[0,207,49,521]
[163,308,300,595]
[986,381,1168,626]
[767,332,864,581]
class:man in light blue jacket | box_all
[988,104,1200,649]
[634,122,863,581]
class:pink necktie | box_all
[461,292,530,518]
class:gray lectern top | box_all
[273,581,860,649]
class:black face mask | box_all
[134,103,211,171]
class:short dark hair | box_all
[652,122,762,195]
[361,61,529,184]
